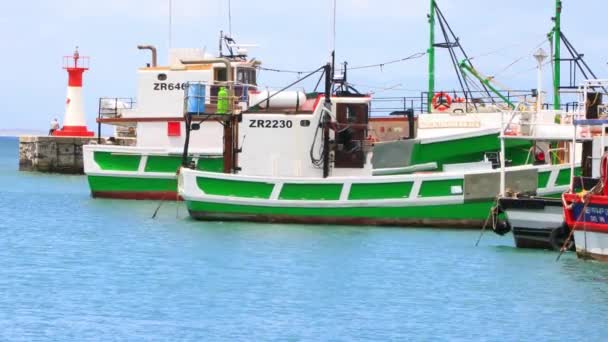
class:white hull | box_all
[501,198,568,250]
[573,230,608,261]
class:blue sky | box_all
[1,0,606,131]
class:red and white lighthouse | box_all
[53,47,94,137]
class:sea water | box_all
[1,136,607,341]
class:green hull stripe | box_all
[145,156,182,173]
[348,182,413,200]
[556,167,581,186]
[94,152,223,174]
[279,183,342,200]
[197,157,224,172]
[538,171,550,188]
[88,175,176,192]
[94,152,140,171]
[419,179,463,197]
[187,200,493,221]
[196,177,274,199]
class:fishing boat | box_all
[489,0,608,250]
[176,62,578,228]
[562,80,608,261]
[83,35,257,199]
[494,106,580,249]
[496,87,604,250]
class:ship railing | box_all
[98,97,136,119]
[498,105,584,196]
[182,81,251,116]
[369,89,574,116]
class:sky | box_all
[1,0,607,131]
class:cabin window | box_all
[157,73,167,81]
[214,68,227,82]
[236,68,257,86]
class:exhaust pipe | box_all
[137,45,157,67]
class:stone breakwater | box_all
[19,136,135,174]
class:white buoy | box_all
[53,47,94,137]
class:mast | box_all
[553,0,562,110]
[427,0,436,113]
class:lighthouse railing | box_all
[63,55,90,70]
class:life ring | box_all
[432,92,452,112]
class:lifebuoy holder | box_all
[432,92,452,112]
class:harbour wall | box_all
[19,136,135,174]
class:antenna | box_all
[228,0,233,37]
[330,0,337,82]
[168,0,173,48]
[330,0,337,55]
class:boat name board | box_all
[249,120,294,128]
[154,82,188,91]
[574,203,608,224]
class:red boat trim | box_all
[563,193,608,232]
[92,191,182,201]
[573,224,608,233]
[188,210,485,229]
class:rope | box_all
[256,51,426,75]
[491,38,551,79]
[475,197,499,247]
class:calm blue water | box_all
[1,136,608,341]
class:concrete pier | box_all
[19,136,135,174]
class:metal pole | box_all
[500,113,506,196]
[571,117,576,192]
[168,0,173,49]
[538,58,542,115]
[323,63,332,178]
[553,0,562,110]
[97,98,102,144]
[427,0,436,113]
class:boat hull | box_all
[181,165,576,229]
[499,197,568,250]
[563,192,608,261]
[84,145,223,200]
[573,230,608,261]
[88,174,180,200]
[187,200,491,228]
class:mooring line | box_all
[151,193,170,219]
[475,198,498,247]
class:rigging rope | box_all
[256,51,426,74]
[491,38,550,79]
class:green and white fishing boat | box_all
[84,37,255,199]
[177,61,579,228]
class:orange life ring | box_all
[432,92,452,112]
